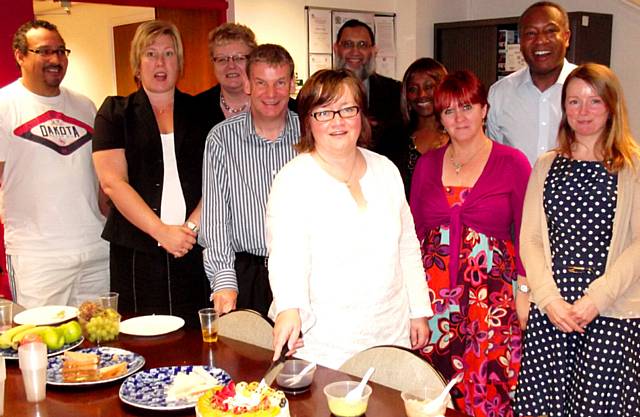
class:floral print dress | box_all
[420,186,521,417]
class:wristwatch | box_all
[518,283,530,294]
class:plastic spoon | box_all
[344,367,375,402]
[284,361,317,385]
[422,373,462,414]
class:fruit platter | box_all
[0,320,84,359]
[78,301,121,343]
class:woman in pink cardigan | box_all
[410,70,531,417]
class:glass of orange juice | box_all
[198,308,218,343]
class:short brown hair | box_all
[207,22,257,59]
[557,63,639,172]
[246,43,294,80]
[296,69,371,153]
[130,20,184,83]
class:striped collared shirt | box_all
[200,110,300,293]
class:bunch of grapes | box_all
[79,301,120,343]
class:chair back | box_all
[217,309,274,350]
[339,345,448,399]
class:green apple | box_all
[41,327,65,350]
[57,321,82,344]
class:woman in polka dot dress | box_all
[516,63,640,417]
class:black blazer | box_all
[367,73,403,157]
[93,88,208,253]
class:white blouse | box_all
[160,132,186,225]
[266,148,432,369]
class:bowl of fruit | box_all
[78,301,120,344]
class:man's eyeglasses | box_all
[338,41,372,50]
[27,48,71,58]
[212,55,248,65]
[311,106,360,122]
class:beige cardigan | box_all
[520,151,640,318]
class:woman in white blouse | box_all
[267,69,432,369]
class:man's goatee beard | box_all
[335,55,375,81]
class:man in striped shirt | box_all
[200,44,300,316]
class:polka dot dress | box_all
[515,156,640,417]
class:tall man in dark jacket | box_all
[333,19,402,157]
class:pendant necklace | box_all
[449,140,489,175]
[314,150,358,187]
[220,93,247,114]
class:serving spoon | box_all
[344,367,375,402]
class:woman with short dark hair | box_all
[267,69,432,369]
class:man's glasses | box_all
[212,55,248,65]
[338,41,372,50]
[27,48,71,58]
[311,106,360,122]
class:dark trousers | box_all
[234,252,272,317]
[110,243,210,328]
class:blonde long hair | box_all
[557,63,639,172]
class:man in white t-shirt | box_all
[0,20,109,308]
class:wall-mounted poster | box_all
[308,8,332,54]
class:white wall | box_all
[38,3,154,108]
[33,0,640,136]
[419,0,640,137]
[233,0,419,81]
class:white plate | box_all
[14,306,78,326]
[119,365,231,411]
[119,315,185,336]
[47,346,145,386]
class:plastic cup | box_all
[18,342,47,402]
[99,292,119,311]
[0,356,5,415]
[0,300,12,332]
[198,308,218,343]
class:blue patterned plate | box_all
[119,365,231,411]
[0,336,84,360]
[47,346,145,386]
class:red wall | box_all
[0,0,34,88]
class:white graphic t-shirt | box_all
[0,79,105,256]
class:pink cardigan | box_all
[410,142,531,287]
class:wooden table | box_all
[4,327,470,417]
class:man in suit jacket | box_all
[333,19,402,157]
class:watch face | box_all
[519,284,530,293]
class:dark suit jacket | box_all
[194,84,298,135]
[367,73,403,157]
[93,88,208,253]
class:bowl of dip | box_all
[323,380,372,417]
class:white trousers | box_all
[7,242,109,308]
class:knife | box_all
[262,342,290,386]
